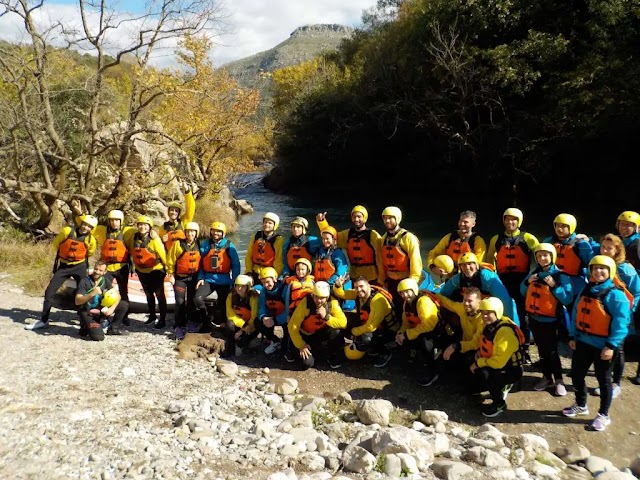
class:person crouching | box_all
[224,274,259,357]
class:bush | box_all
[193,196,239,235]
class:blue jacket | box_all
[440,268,520,325]
[618,262,640,314]
[258,280,289,326]
[197,238,240,286]
[570,278,629,350]
[520,264,573,323]
[314,246,349,286]
[281,234,321,277]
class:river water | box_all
[226,172,628,261]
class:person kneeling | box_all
[470,297,524,418]
[224,275,259,357]
[75,260,129,341]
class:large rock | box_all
[342,446,376,473]
[355,399,394,426]
[431,460,474,479]
[555,444,591,465]
[371,426,434,471]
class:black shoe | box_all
[284,351,296,363]
[633,375,640,386]
[153,320,166,330]
[144,316,156,325]
[122,317,131,327]
[107,326,128,336]
[374,352,392,368]
[522,351,532,365]
[482,402,506,418]
[327,357,342,369]
[417,371,439,387]
[79,327,89,337]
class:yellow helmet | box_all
[108,210,124,221]
[589,255,617,279]
[290,216,309,232]
[458,252,478,266]
[478,297,504,319]
[101,288,120,308]
[381,206,402,224]
[263,212,280,230]
[235,274,253,286]
[137,215,154,228]
[294,258,313,273]
[185,222,199,234]
[351,205,369,223]
[210,222,227,236]
[80,214,98,229]
[553,213,577,234]
[534,243,557,264]
[617,211,640,228]
[321,226,338,239]
[344,343,366,361]
[503,208,523,228]
[313,281,331,298]
[397,278,419,295]
[259,267,278,281]
[167,201,182,212]
[434,255,455,274]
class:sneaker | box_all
[284,351,296,363]
[482,402,506,418]
[612,384,621,399]
[144,316,156,325]
[101,318,111,334]
[153,319,166,330]
[327,357,342,369]
[589,413,611,432]
[593,387,601,397]
[554,381,567,397]
[502,383,514,401]
[534,378,552,392]
[264,341,281,355]
[187,321,200,333]
[417,371,439,387]
[25,320,48,330]
[374,352,392,368]
[562,404,589,417]
[174,326,186,340]
[106,325,128,336]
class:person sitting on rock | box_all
[257,267,289,355]
[288,281,347,369]
[75,260,129,340]
[224,274,259,357]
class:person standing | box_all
[245,212,284,284]
[281,217,320,279]
[159,183,196,253]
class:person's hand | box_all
[529,274,538,284]
[443,345,455,361]
[183,180,191,193]
[299,344,311,360]
[316,306,327,318]
[316,212,327,222]
[150,230,159,240]
[334,276,343,289]
[92,285,103,296]
[167,274,175,285]
[196,280,204,288]
[569,340,576,350]
[263,317,275,328]
[470,363,478,373]
[543,275,556,287]
[575,233,589,242]
[395,332,405,346]
[234,330,243,340]
[432,266,446,277]
[162,233,169,243]
[601,347,614,361]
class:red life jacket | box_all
[575,286,615,337]
[382,230,410,274]
[251,232,280,267]
[445,231,479,265]
[264,285,287,317]
[301,296,329,334]
[495,232,531,275]
[313,250,336,282]
[525,276,560,318]
[58,229,89,262]
[231,292,252,324]
[285,275,314,315]
[175,240,201,275]
[100,228,129,264]
[202,241,231,274]
[347,228,376,267]
[285,236,314,271]
[132,234,159,269]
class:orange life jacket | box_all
[58,229,89,262]
[285,236,314,271]
[231,293,252,324]
[163,221,186,252]
[285,275,314,315]
[251,232,280,267]
[202,241,232,274]
[403,291,439,329]
[301,296,328,334]
[358,286,396,328]
[553,238,582,276]
[479,320,525,366]
[264,284,287,317]
[100,229,129,264]
[175,240,201,276]
[495,232,531,275]
[525,276,560,318]
[313,250,336,282]
[132,234,159,269]
[382,230,410,274]
[575,286,615,337]
[445,231,479,265]
[346,228,376,267]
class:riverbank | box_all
[2,277,640,479]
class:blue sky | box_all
[0,0,376,66]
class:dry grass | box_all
[193,197,239,234]
[0,236,54,295]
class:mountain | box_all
[222,24,355,116]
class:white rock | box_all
[122,367,136,377]
[420,410,448,426]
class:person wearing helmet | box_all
[281,216,321,279]
[427,210,487,275]
[333,275,398,361]
[562,255,630,432]
[283,258,315,361]
[595,234,640,394]
[487,208,540,362]
[26,214,98,331]
[439,252,520,325]
[470,297,524,417]
[613,211,640,271]
[257,267,289,355]
[520,243,573,397]
[312,226,355,312]
[224,274,259,357]
[377,206,423,317]
[166,222,202,340]
[430,254,455,292]
[288,280,347,369]
[74,260,129,339]
[316,205,382,283]
[126,215,168,330]
[194,221,241,332]
[245,212,284,284]
[159,183,196,252]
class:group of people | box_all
[25,194,640,428]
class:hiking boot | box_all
[612,384,621,399]
[562,404,589,417]
[374,352,392,368]
[25,320,48,330]
[174,326,186,341]
[284,351,297,363]
[153,319,166,330]
[588,413,611,432]
[554,381,567,397]
[534,378,552,392]
[417,371,439,387]
[264,341,281,355]
[482,402,506,418]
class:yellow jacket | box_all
[226,292,259,331]
[317,218,383,282]
[427,232,487,267]
[245,233,284,277]
[93,225,136,272]
[166,239,200,275]
[288,297,347,349]
[159,190,196,248]
[475,318,520,369]
[53,226,97,266]
[126,234,167,274]
[377,229,423,283]
[486,229,540,270]
[334,286,394,336]
[436,294,484,353]
[399,295,439,340]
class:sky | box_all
[0,0,376,67]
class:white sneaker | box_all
[25,320,48,330]
[554,381,567,397]
[264,341,281,355]
[612,384,621,399]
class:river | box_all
[226,172,629,261]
